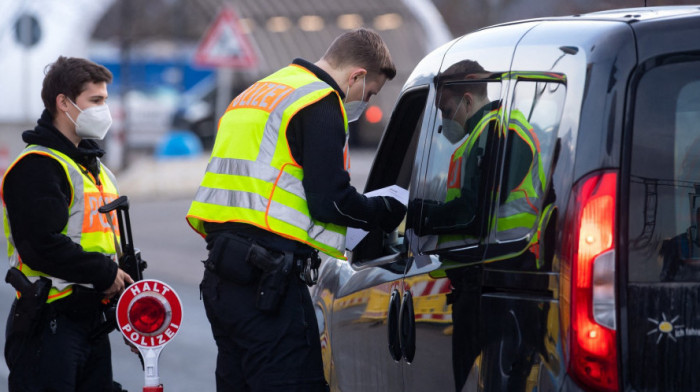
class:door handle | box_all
[387,288,402,361]
[399,290,416,363]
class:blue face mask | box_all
[343,76,368,123]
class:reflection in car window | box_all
[495,80,565,241]
[417,79,502,252]
[628,61,700,282]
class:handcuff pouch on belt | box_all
[204,233,261,285]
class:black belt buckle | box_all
[299,251,321,287]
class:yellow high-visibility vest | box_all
[439,108,545,248]
[187,64,350,259]
[493,109,546,239]
[1,145,120,303]
[446,108,501,202]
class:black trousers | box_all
[5,299,113,392]
[201,268,329,392]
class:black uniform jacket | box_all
[2,109,117,292]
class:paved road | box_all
[0,198,215,392]
[0,148,375,391]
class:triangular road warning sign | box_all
[194,6,258,69]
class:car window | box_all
[414,80,503,253]
[350,88,427,265]
[495,76,566,242]
[628,60,700,282]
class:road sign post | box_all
[194,6,259,121]
[117,279,183,392]
[193,6,258,69]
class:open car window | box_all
[350,87,428,265]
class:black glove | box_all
[379,196,407,232]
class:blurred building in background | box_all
[89,0,450,156]
[1,0,696,171]
[0,0,449,170]
[0,0,117,169]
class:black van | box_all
[310,5,700,392]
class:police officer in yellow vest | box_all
[188,28,406,391]
[428,60,545,245]
[429,60,545,392]
[2,57,133,392]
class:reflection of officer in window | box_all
[433,61,548,391]
[427,60,497,235]
[436,62,545,241]
[442,62,496,217]
[435,60,495,392]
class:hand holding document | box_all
[345,185,408,251]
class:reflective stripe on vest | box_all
[446,108,501,202]
[187,64,349,259]
[438,109,502,249]
[494,110,545,239]
[1,145,120,302]
[440,108,544,246]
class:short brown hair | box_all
[41,56,113,117]
[439,60,488,97]
[322,28,396,80]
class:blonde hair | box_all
[322,28,396,80]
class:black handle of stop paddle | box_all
[99,195,144,281]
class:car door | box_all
[399,23,535,392]
[316,86,429,392]
[473,70,568,391]
[400,69,505,392]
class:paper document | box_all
[345,185,409,251]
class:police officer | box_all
[430,60,545,243]
[2,56,133,391]
[433,60,546,391]
[188,28,406,391]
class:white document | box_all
[345,185,409,251]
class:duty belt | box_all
[248,241,321,287]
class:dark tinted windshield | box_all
[628,60,700,283]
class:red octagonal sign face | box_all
[116,279,183,348]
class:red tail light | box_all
[129,294,168,334]
[562,171,618,391]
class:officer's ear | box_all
[463,92,473,110]
[56,94,71,112]
[348,68,367,87]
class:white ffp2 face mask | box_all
[441,96,467,144]
[344,76,368,123]
[65,99,113,140]
[442,118,467,144]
